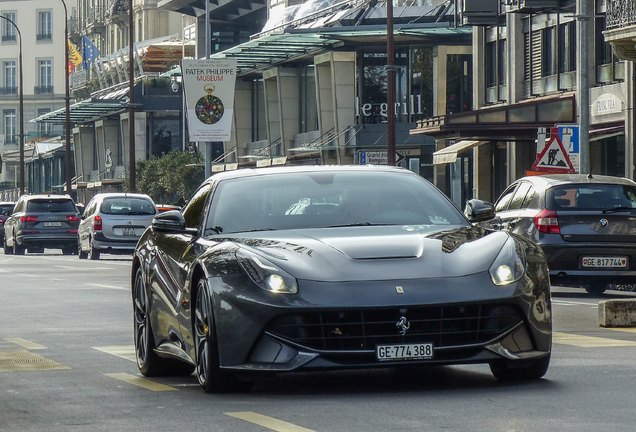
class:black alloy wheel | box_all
[194,278,245,393]
[489,354,551,381]
[133,267,193,377]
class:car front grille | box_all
[266,304,523,351]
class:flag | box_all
[68,41,82,75]
[82,36,100,70]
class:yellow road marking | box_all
[93,346,136,362]
[225,412,316,432]
[104,373,177,391]
[4,338,46,349]
[0,350,70,372]
[553,332,636,347]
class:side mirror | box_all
[464,199,496,222]
[152,210,196,234]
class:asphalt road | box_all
[2,251,636,432]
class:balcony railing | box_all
[36,33,52,41]
[0,86,17,95]
[34,85,54,94]
[1,34,16,42]
[86,7,104,27]
[68,17,78,34]
[607,0,636,30]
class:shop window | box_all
[411,48,434,119]
[446,54,472,114]
[359,50,409,124]
[150,113,182,157]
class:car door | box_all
[5,198,25,247]
[150,183,212,346]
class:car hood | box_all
[213,225,509,282]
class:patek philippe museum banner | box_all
[181,59,238,142]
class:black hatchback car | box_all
[3,194,80,255]
[466,174,636,294]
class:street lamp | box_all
[59,0,72,197]
[0,15,24,195]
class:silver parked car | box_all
[78,193,157,260]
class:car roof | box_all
[202,165,413,185]
[92,193,154,200]
[517,174,636,189]
[22,194,73,200]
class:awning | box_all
[589,125,625,142]
[433,140,488,164]
[30,83,133,125]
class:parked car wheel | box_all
[133,267,193,377]
[78,238,88,259]
[489,354,550,381]
[3,238,13,255]
[14,240,25,255]
[194,278,243,393]
[89,239,100,260]
[585,283,607,295]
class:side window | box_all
[508,182,532,210]
[182,183,212,229]
[521,187,536,208]
[495,186,517,212]
[15,199,25,213]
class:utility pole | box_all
[386,0,396,166]
[204,0,212,179]
[128,0,136,192]
[577,0,592,174]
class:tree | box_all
[126,150,204,204]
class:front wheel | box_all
[490,354,550,381]
[194,278,247,393]
[585,283,607,295]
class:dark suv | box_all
[3,194,80,255]
[465,174,636,294]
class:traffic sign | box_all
[358,151,406,165]
[532,127,575,173]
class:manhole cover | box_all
[0,350,70,372]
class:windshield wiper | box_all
[241,228,277,233]
[325,222,389,228]
[602,207,635,214]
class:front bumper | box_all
[93,232,139,254]
[203,271,552,373]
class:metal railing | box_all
[607,0,636,30]
[0,86,17,95]
[34,85,54,94]
[1,34,16,42]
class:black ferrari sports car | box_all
[132,165,552,392]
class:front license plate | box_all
[376,343,433,361]
[122,227,136,236]
[582,256,627,268]
[43,222,62,227]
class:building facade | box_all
[0,0,68,194]
[412,0,630,206]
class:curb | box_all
[599,299,636,327]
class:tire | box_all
[78,238,88,259]
[89,238,100,260]
[3,237,13,255]
[14,240,25,255]
[490,354,550,381]
[133,267,194,377]
[194,278,248,393]
[585,284,607,295]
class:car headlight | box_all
[489,236,526,286]
[236,249,298,294]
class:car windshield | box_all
[101,197,156,215]
[547,184,636,210]
[206,171,468,235]
[27,199,76,213]
[0,204,13,214]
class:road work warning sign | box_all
[532,127,575,173]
